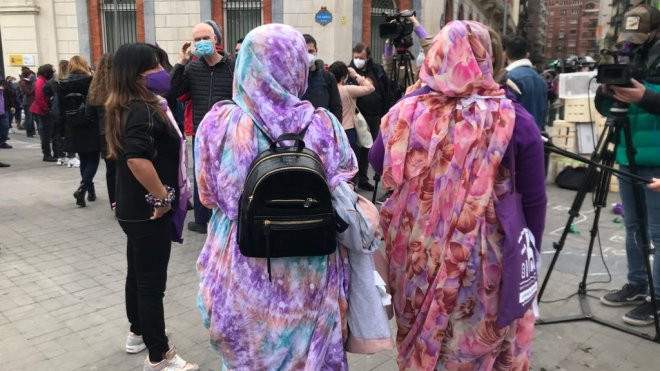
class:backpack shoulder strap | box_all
[253,123,275,146]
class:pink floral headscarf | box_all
[379,21,522,369]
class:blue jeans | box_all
[619,165,660,297]
[78,151,100,187]
[0,116,8,145]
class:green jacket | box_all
[596,81,660,167]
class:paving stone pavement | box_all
[1,131,658,371]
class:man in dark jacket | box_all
[504,37,548,130]
[170,20,234,234]
[349,43,390,191]
[19,67,37,137]
[301,34,343,122]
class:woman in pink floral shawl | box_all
[379,21,536,370]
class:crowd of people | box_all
[4,4,660,371]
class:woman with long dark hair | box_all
[86,53,116,209]
[105,43,195,371]
[57,56,100,206]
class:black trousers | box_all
[24,107,36,136]
[358,113,382,184]
[105,157,117,206]
[101,136,116,206]
[120,215,171,362]
[36,113,57,157]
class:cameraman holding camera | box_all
[382,10,433,95]
[597,4,660,326]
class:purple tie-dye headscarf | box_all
[195,24,357,220]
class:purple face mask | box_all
[145,70,171,95]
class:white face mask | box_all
[353,58,366,70]
[416,51,426,67]
[307,53,316,66]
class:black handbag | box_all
[237,124,336,280]
[555,166,598,192]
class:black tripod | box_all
[372,49,417,203]
[537,101,660,342]
[390,49,416,90]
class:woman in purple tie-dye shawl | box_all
[194,24,357,370]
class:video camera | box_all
[597,44,648,87]
[379,10,415,50]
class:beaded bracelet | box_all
[145,186,176,208]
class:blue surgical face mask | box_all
[195,39,215,57]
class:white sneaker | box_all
[126,329,170,353]
[68,157,80,168]
[56,157,67,166]
[8,128,13,134]
[143,347,198,371]
[126,332,147,354]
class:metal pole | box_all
[502,0,508,36]
[113,0,119,51]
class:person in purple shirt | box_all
[369,27,547,247]
[371,21,546,368]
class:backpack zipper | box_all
[249,167,324,203]
[266,198,319,207]
[263,218,324,228]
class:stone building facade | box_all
[1,0,520,78]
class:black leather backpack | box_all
[237,124,336,280]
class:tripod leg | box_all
[621,118,660,339]
[579,149,614,295]
[539,123,616,301]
